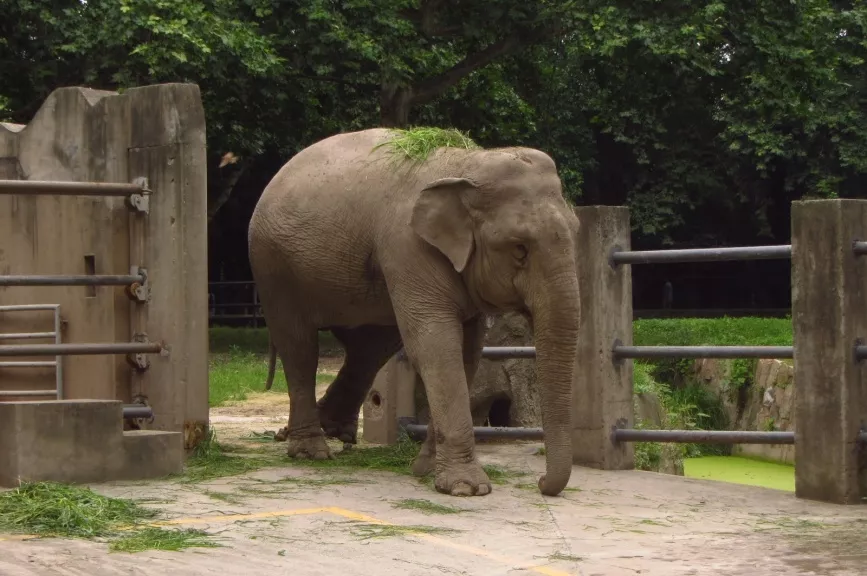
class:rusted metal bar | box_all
[0,332,56,340]
[610,245,792,265]
[0,361,57,367]
[0,342,163,357]
[613,345,794,359]
[0,179,144,197]
[0,274,144,287]
[0,390,58,397]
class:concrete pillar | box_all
[792,199,867,504]
[572,206,634,469]
[362,350,418,444]
[125,84,209,450]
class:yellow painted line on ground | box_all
[0,506,574,576]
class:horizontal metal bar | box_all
[0,342,162,357]
[403,423,544,441]
[613,345,794,359]
[0,274,143,287]
[853,241,867,256]
[0,179,144,197]
[481,346,537,359]
[856,346,867,361]
[0,304,60,311]
[611,245,792,265]
[0,389,58,397]
[0,361,57,367]
[614,429,795,444]
[123,405,153,419]
[0,332,56,340]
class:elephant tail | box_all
[265,337,277,391]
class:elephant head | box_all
[410,148,580,496]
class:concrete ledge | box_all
[0,400,182,487]
[122,430,183,480]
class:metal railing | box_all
[0,304,63,399]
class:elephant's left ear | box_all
[410,177,479,273]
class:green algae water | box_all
[683,456,795,492]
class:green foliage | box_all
[109,527,220,553]
[376,127,480,162]
[0,482,158,538]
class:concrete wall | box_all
[0,84,209,448]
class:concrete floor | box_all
[1,442,865,576]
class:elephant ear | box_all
[410,177,479,273]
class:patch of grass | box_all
[201,490,245,505]
[392,499,466,515]
[290,433,420,475]
[0,482,159,538]
[375,126,480,163]
[109,527,221,553]
[549,552,583,562]
[347,521,460,540]
[278,475,362,487]
[0,481,222,553]
[180,428,284,483]
[482,464,526,485]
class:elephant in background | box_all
[248,128,581,497]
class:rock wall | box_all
[687,358,795,464]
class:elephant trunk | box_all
[530,266,580,497]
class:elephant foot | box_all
[286,434,334,460]
[319,412,359,445]
[434,459,492,497]
[274,426,289,442]
[411,451,435,477]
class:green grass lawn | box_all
[684,456,795,492]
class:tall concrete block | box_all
[126,84,209,449]
[572,206,634,470]
[792,199,867,504]
[362,351,419,445]
[0,83,208,456]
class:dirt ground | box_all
[2,365,866,576]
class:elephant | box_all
[247,128,581,497]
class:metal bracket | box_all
[130,393,155,425]
[127,177,151,214]
[126,333,152,371]
[125,266,149,303]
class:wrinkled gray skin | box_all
[248,128,581,497]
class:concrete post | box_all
[362,350,419,445]
[126,84,209,451]
[572,206,634,470]
[792,199,867,504]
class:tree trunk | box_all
[380,83,413,127]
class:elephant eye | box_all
[513,244,528,263]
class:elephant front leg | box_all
[411,316,485,478]
[403,321,491,497]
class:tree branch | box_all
[208,155,247,223]
[410,29,550,106]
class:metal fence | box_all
[0,179,164,401]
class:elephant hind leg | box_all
[272,325,333,460]
[317,325,403,444]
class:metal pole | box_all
[0,361,57,367]
[481,346,537,359]
[610,245,792,265]
[0,342,163,357]
[0,304,60,311]
[0,332,56,340]
[613,429,795,444]
[0,274,144,287]
[853,241,867,256]
[54,305,63,399]
[856,345,867,361]
[0,180,144,197]
[402,422,544,441]
[0,390,58,397]
[123,405,153,419]
[613,345,794,359]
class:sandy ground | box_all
[2,364,866,576]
